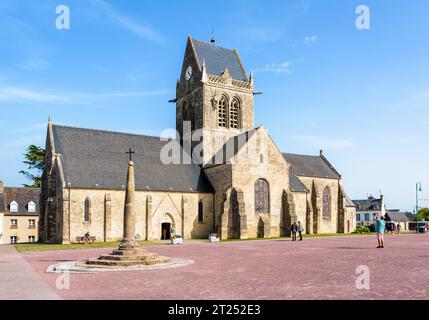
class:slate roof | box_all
[52,125,213,193]
[0,188,40,216]
[352,198,382,211]
[192,39,248,82]
[344,192,356,207]
[289,174,308,193]
[386,211,413,222]
[206,129,257,166]
[282,153,341,180]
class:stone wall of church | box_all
[58,188,213,244]
[230,128,290,238]
[298,176,340,234]
[203,164,233,233]
[200,85,254,165]
[345,207,357,233]
[292,192,308,227]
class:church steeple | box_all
[176,36,255,164]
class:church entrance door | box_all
[257,218,264,238]
[161,223,171,240]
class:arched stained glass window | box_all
[198,201,204,222]
[255,179,270,214]
[84,197,91,222]
[322,186,331,219]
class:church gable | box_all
[232,126,289,172]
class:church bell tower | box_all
[175,36,255,165]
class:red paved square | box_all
[22,235,429,300]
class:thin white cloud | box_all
[0,87,70,103]
[290,134,354,149]
[304,35,317,44]
[255,62,292,74]
[0,86,172,104]
[16,57,49,71]
[94,0,164,43]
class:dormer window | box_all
[10,201,18,213]
[28,201,36,213]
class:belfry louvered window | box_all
[230,97,241,129]
[218,96,228,128]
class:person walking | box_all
[374,214,386,249]
[297,221,304,241]
[291,222,298,242]
[397,223,401,235]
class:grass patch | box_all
[14,240,164,253]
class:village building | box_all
[0,181,39,244]
[353,195,386,226]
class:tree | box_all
[418,208,429,221]
[19,145,45,188]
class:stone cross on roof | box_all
[126,148,135,162]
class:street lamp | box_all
[416,182,423,234]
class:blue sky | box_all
[0,0,428,211]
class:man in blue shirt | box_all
[374,214,386,249]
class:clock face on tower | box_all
[185,66,192,81]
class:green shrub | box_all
[353,225,370,234]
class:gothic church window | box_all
[322,186,331,220]
[84,197,91,222]
[230,97,241,129]
[218,95,228,128]
[189,97,195,131]
[198,201,204,222]
[183,101,189,122]
[255,179,270,214]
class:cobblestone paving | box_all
[20,235,429,300]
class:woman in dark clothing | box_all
[291,222,298,242]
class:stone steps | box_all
[98,253,157,262]
[86,256,170,267]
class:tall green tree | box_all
[418,208,429,221]
[19,145,45,188]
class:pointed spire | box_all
[201,59,208,84]
[249,71,254,85]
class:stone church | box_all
[40,36,356,244]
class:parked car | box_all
[417,222,428,233]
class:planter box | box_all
[171,236,183,245]
[209,234,220,243]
